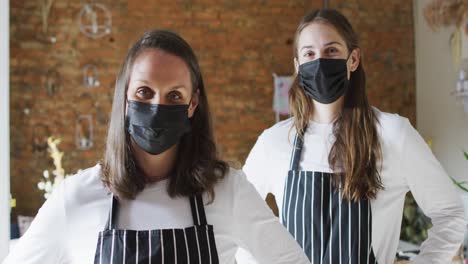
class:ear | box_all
[349,48,360,72]
[294,57,299,74]
[188,89,199,118]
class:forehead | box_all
[297,22,346,48]
[130,49,191,86]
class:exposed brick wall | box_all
[10,0,415,220]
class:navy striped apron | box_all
[94,194,219,264]
[281,133,378,264]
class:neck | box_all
[311,97,344,124]
[131,139,178,183]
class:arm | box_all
[399,119,465,263]
[3,182,67,264]
[232,170,309,264]
[242,131,271,200]
[236,132,273,264]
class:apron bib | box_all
[281,133,378,264]
[94,194,219,264]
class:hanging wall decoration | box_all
[424,0,468,113]
[95,104,108,125]
[424,0,467,67]
[32,123,51,154]
[424,0,467,33]
[37,0,57,44]
[78,3,112,39]
[83,64,100,87]
[45,69,61,96]
[75,115,94,150]
[452,23,468,114]
[272,73,294,122]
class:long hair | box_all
[290,9,383,201]
[101,30,228,200]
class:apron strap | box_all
[190,195,208,226]
[289,132,305,171]
[104,194,119,231]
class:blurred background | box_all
[1,0,468,262]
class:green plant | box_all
[449,151,468,192]
[400,192,432,244]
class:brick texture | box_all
[10,0,415,220]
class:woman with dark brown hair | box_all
[237,8,465,264]
[4,30,310,264]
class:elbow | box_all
[430,205,467,242]
[448,203,467,235]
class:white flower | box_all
[45,181,53,192]
[37,182,45,190]
[44,193,50,199]
[43,170,49,179]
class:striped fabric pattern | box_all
[281,133,378,264]
[94,195,219,264]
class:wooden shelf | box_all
[450,90,468,97]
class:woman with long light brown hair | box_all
[4,30,310,264]
[238,8,465,264]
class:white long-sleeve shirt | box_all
[4,165,310,264]
[238,108,465,264]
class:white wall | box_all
[414,0,468,182]
[0,0,10,261]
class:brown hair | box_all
[290,9,383,201]
[101,30,228,200]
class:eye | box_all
[167,91,183,103]
[136,87,155,100]
[326,47,339,55]
[304,50,314,58]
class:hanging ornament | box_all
[32,123,50,154]
[44,69,61,96]
[36,0,57,44]
[78,3,112,39]
[83,64,100,87]
[75,115,94,150]
[423,0,467,32]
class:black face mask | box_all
[298,58,350,104]
[125,100,191,155]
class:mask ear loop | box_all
[345,50,353,63]
[186,90,197,120]
[187,88,200,109]
[344,50,358,86]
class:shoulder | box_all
[62,163,109,207]
[373,107,411,141]
[214,167,246,193]
[263,117,295,137]
[255,117,295,148]
[210,167,252,202]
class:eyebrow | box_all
[133,79,151,85]
[168,85,188,91]
[133,80,188,91]
[300,41,343,51]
